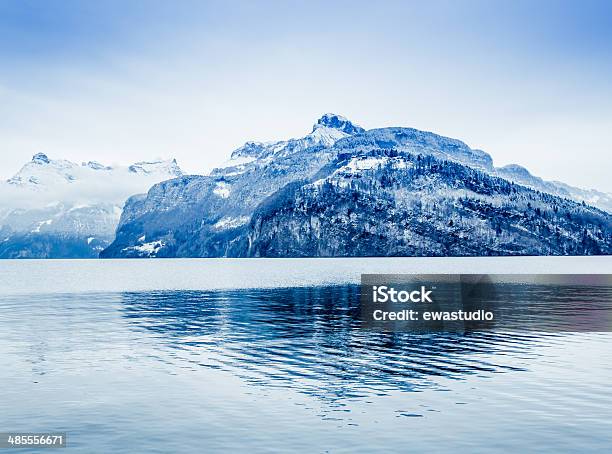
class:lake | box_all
[1,258,611,452]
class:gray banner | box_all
[0,433,66,449]
[360,274,612,332]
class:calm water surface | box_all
[1,260,612,452]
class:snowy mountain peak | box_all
[83,161,112,171]
[0,154,186,257]
[128,159,183,177]
[222,115,612,212]
[313,113,365,135]
[6,155,183,192]
[32,152,50,164]
[228,114,364,163]
[8,154,78,187]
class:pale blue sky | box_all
[1,0,611,191]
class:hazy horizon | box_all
[1,0,611,192]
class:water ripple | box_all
[119,286,564,400]
[2,286,612,452]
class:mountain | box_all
[101,114,356,257]
[0,154,182,258]
[246,152,609,256]
[101,114,611,258]
[495,164,612,213]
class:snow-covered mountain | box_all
[0,154,182,258]
[225,113,365,164]
[101,114,611,258]
[6,153,182,190]
[495,164,612,213]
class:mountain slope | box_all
[495,164,612,213]
[101,114,358,257]
[245,151,610,256]
[0,154,182,258]
[102,114,611,258]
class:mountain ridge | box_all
[100,114,611,258]
[0,154,183,258]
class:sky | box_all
[1,0,611,192]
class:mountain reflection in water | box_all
[119,286,560,400]
[3,282,612,452]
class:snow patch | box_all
[213,181,231,198]
[31,219,53,233]
[345,157,387,171]
[214,216,250,230]
[307,126,349,147]
[122,240,165,256]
